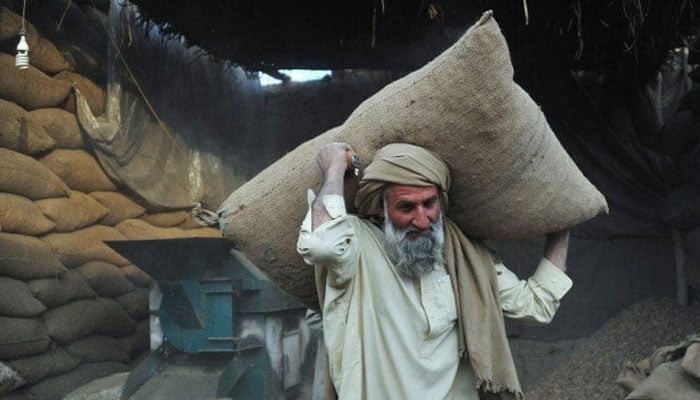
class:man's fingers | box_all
[317,142,357,174]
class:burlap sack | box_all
[217,11,608,305]
[26,108,84,149]
[58,39,106,79]
[626,360,700,400]
[115,289,149,320]
[0,233,67,280]
[58,73,106,116]
[0,148,70,200]
[120,264,153,288]
[0,193,55,235]
[141,209,204,230]
[42,298,135,345]
[0,316,50,359]
[89,191,145,226]
[66,336,130,363]
[28,270,96,309]
[683,343,700,379]
[36,191,109,232]
[0,6,26,41]
[0,53,72,110]
[121,320,149,359]
[41,225,130,268]
[65,330,147,374]
[76,261,136,298]
[24,362,129,400]
[178,215,205,230]
[0,7,70,74]
[141,210,189,227]
[39,149,117,192]
[6,349,80,385]
[0,361,25,396]
[0,276,47,317]
[115,219,221,240]
[0,98,56,154]
[31,37,72,74]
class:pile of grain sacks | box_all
[0,6,220,399]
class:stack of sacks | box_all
[0,151,146,399]
[0,7,220,399]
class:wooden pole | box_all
[672,227,689,307]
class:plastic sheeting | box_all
[77,1,262,210]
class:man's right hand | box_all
[312,142,353,229]
[316,142,352,176]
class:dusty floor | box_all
[60,296,699,400]
[519,296,700,400]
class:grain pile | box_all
[523,296,700,400]
[0,6,220,399]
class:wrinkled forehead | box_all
[385,184,439,201]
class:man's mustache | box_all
[404,224,436,236]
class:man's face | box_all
[384,185,441,239]
[383,184,444,278]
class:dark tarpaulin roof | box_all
[129,0,699,83]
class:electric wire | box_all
[21,0,27,30]
[89,0,186,156]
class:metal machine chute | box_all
[106,238,318,400]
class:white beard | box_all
[384,210,445,279]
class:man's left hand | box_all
[544,230,570,272]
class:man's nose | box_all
[412,210,431,230]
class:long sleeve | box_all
[296,190,359,288]
[496,258,573,325]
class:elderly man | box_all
[297,142,572,400]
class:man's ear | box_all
[438,188,447,213]
[379,189,388,223]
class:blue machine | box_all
[107,238,315,400]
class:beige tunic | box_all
[297,193,572,400]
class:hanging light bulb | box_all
[16,0,29,70]
[15,28,30,70]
